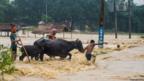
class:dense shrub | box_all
[0,49,15,80]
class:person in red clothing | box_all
[49,28,57,40]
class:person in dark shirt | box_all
[10,24,20,61]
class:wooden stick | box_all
[18,36,30,63]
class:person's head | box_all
[52,31,56,35]
[10,24,16,33]
[90,40,95,44]
[51,28,57,35]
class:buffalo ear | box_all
[76,39,82,44]
[76,38,80,41]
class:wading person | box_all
[84,40,107,64]
[10,24,20,61]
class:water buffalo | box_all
[34,38,84,61]
[19,45,40,61]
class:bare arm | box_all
[11,39,22,45]
[94,42,108,45]
[16,39,22,45]
[11,39,19,43]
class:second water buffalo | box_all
[19,45,40,61]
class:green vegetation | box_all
[0,0,144,32]
[0,49,15,81]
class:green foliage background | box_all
[0,49,15,74]
[0,0,144,32]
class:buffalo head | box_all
[34,38,46,50]
[75,39,84,52]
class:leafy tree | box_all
[0,0,9,22]
[12,0,44,24]
[133,5,144,33]
[0,0,144,33]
